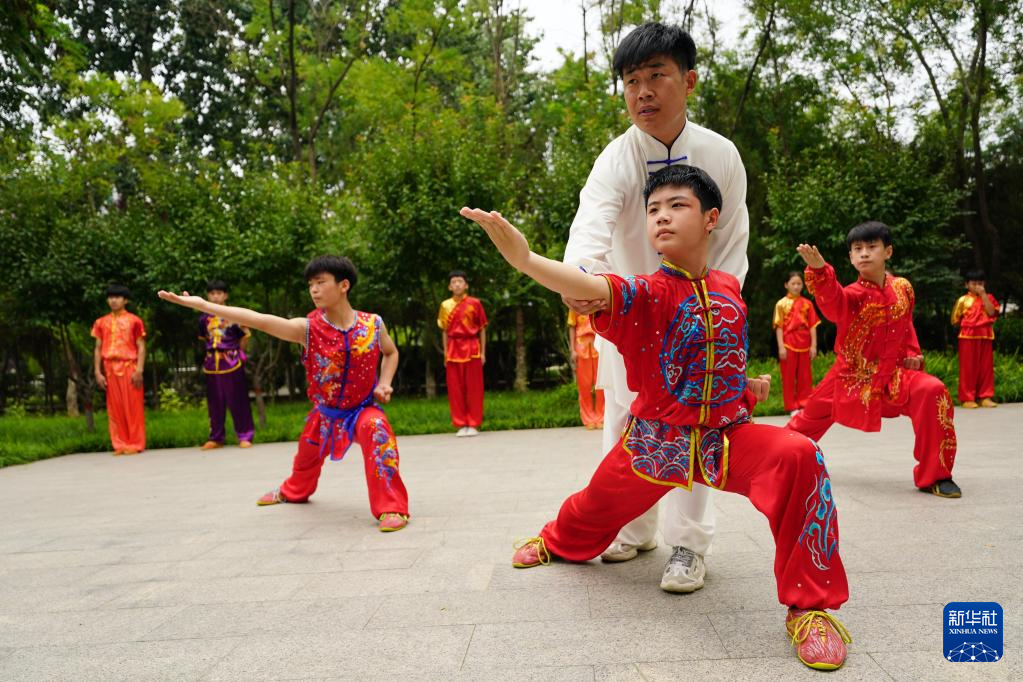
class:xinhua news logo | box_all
[944,602,1002,663]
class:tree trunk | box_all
[59,325,82,417]
[513,305,527,392]
[424,320,437,398]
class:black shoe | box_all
[920,479,962,498]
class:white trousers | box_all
[603,390,717,555]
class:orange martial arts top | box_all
[91,311,146,375]
[567,310,599,359]
[437,296,488,363]
[951,292,999,340]
[772,294,820,352]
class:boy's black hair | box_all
[106,284,131,299]
[846,221,892,249]
[612,22,697,78]
[964,269,986,282]
[206,279,229,293]
[304,255,358,290]
[786,271,803,282]
[448,270,468,282]
[643,164,722,213]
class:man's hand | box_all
[904,355,924,371]
[131,368,144,388]
[96,372,107,390]
[562,295,607,315]
[748,374,771,402]
[158,290,207,311]
[459,208,531,270]
[796,244,827,269]
[778,347,788,361]
[374,383,394,404]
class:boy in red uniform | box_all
[567,310,604,429]
[773,271,820,414]
[461,165,852,671]
[951,270,999,408]
[159,256,410,532]
[786,222,961,499]
[92,284,146,455]
[437,271,488,437]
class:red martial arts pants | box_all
[278,406,409,518]
[780,350,813,413]
[786,370,956,488]
[957,338,995,403]
[446,358,484,428]
[539,422,848,610]
[575,354,604,428]
[103,359,146,452]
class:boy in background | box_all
[92,284,146,455]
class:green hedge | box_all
[3,352,1021,468]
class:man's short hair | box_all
[964,269,986,282]
[206,279,229,293]
[304,255,358,291]
[448,270,468,282]
[106,284,131,299]
[643,164,722,213]
[845,221,892,249]
[613,22,697,78]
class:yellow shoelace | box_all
[513,536,551,565]
[790,610,853,646]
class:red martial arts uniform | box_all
[537,261,848,610]
[568,310,604,428]
[951,292,999,404]
[92,311,146,452]
[438,295,488,428]
[773,294,820,412]
[276,310,409,518]
[787,265,957,488]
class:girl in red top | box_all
[159,256,410,532]
[773,271,820,414]
[951,270,999,408]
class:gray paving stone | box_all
[0,637,241,681]
[0,404,1019,679]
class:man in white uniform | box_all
[563,22,750,592]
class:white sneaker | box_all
[660,545,706,593]
[464,427,479,437]
[455,427,469,437]
[600,538,658,563]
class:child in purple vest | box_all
[160,256,410,532]
[198,280,255,450]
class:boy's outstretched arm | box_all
[158,291,307,345]
[796,244,849,323]
[460,208,610,304]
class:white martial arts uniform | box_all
[563,120,750,555]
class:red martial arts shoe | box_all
[256,488,287,506]
[512,537,551,568]
[378,513,408,532]
[786,608,851,671]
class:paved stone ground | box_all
[1,405,1020,681]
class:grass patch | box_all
[3,352,1021,468]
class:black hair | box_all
[643,164,722,213]
[613,22,697,78]
[304,255,358,291]
[106,284,131,299]
[964,269,986,282]
[206,279,229,293]
[448,270,468,282]
[846,221,892,249]
[786,271,803,282]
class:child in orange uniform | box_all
[437,271,488,437]
[773,271,820,414]
[568,310,604,429]
[92,284,146,455]
[951,270,999,408]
